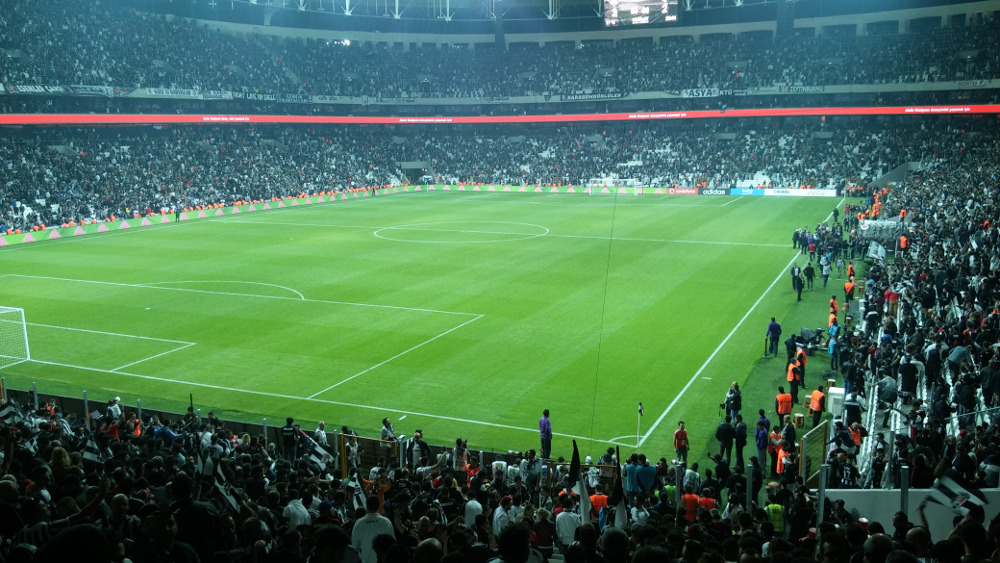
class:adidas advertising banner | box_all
[699,188,730,196]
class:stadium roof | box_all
[139,0,987,34]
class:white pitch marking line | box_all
[721,196,744,207]
[110,342,197,372]
[637,250,802,447]
[138,280,306,301]
[19,358,637,447]
[27,322,194,345]
[637,201,845,446]
[227,220,786,248]
[219,220,382,230]
[307,314,484,399]
[9,274,478,317]
[549,234,787,248]
[377,225,546,237]
[399,415,407,420]
[526,201,722,208]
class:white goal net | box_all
[0,307,30,369]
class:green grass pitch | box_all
[0,190,843,466]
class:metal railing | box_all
[0,378,577,492]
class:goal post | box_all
[0,307,30,369]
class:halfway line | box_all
[222,219,786,248]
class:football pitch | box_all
[0,190,841,464]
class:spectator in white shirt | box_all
[351,496,395,563]
[555,495,582,551]
[314,421,328,445]
[493,495,513,536]
[282,490,313,532]
[465,488,483,529]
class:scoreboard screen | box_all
[603,0,679,26]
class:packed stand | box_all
[1,119,975,233]
[4,131,1000,563]
[5,390,999,563]
[0,0,292,93]
[0,125,406,233]
[2,0,1000,98]
[796,121,1000,494]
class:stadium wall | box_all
[831,487,1000,545]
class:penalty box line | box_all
[26,322,197,373]
[8,274,480,317]
[306,314,484,399]
[10,274,488,403]
[19,358,637,447]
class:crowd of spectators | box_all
[0,113,999,562]
[0,0,291,94]
[1,1,999,98]
[798,111,1000,500]
[0,125,405,233]
[3,3,1000,560]
[3,118,989,233]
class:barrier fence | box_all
[799,419,830,487]
[0,378,629,498]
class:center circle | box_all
[374,221,549,244]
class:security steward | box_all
[809,385,826,428]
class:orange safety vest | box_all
[786,362,802,383]
[828,312,838,327]
[699,496,718,510]
[777,393,793,415]
[847,264,855,278]
[830,298,839,313]
[682,494,700,521]
[776,448,787,474]
[796,348,807,369]
[850,427,862,446]
[845,281,856,295]
[590,493,608,515]
[900,235,908,249]
[810,391,825,412]
[768,431,781,454]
